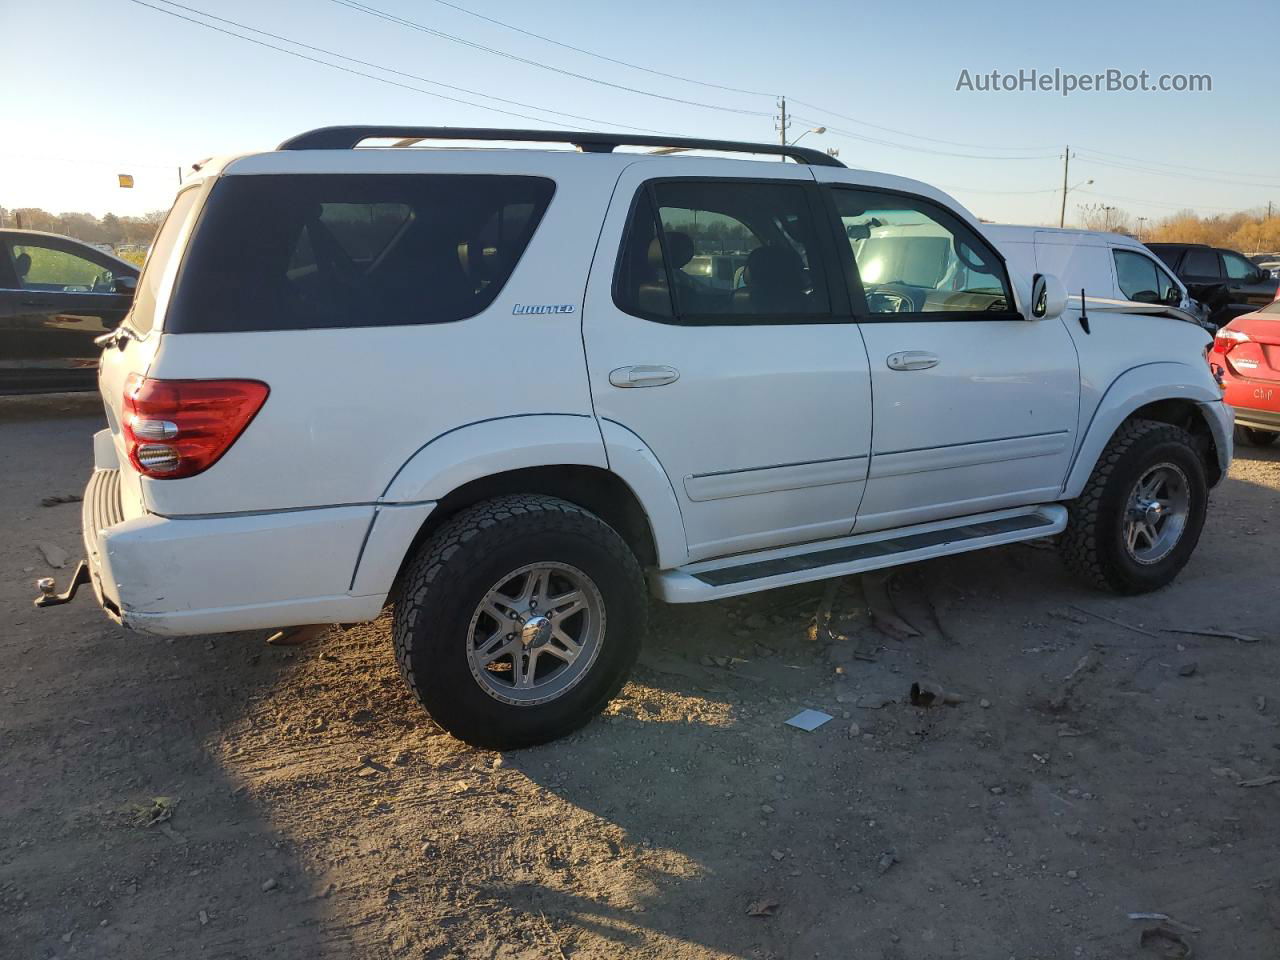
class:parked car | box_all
[1210,290,1280,446]
[1148,242,1279,327]
[0,229,139,394]
[984,225,1208,324]
[36,126,1232,749]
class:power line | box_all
[1075,188,1255,214]
[129,0,676,134]
[1075,153,1280,190]
[791,116,1059,161]
[1075,147,1278,183]
[327,0,773,118]
[788,98,1055,153]
[415,0,775,98]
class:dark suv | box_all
[0,229,139,395]
[1148,242,1279,328]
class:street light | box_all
[789,126,826,146]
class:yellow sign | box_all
[118,174,134,188]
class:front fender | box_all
[1063,362,1230,499]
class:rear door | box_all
[0,235,134,393]
[814,172,1080,532]
[582,159,873,562]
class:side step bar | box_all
[653,505,1067,603]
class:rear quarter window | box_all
[167,174,555,333]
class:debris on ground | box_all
[876,851,898,875]
[1048,651,1101,712]
[1177,662,1199,677]
[266,624,328,646]
[784,709,832,732]
[862,571,922,641]
[132,796,179,827]
[746,897,780,918]
[1164,627,1262,644]
[40,494,82,507]
[1127,913,1201,933]
[1238,774,1280,788]
[1068,604,1157,638]
[1049,608,1089,625]
[36,542,67,569]
[909,681,965,707]
[1138,923,1193,958]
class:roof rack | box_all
[277,126,845,167]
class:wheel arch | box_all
[357,415,688,603]
[1064,362,1230,499]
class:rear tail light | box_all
[122,375,269,479]
[1212,328,1249,354]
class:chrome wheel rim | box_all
[1123,462,1190,565]
[465,562,606,706]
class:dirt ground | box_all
[2,393,1279,960]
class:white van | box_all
[983,225,1204,322]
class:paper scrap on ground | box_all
[785,709,833,732]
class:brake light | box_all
[122,375,269,479]
[1212,328,1249,355]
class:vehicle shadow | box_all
[0,397,330,960]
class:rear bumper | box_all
[80,469,429,636]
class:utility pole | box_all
[178,166,183,185]
[1136,216,1148,240]
[1059,145,1070,228]
[776,96,789,161]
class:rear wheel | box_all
[1236,426,1279,448]
[1060,419,1208,594]
[393,495,646,749]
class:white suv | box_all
[41,127,1232,748]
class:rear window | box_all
[167,174,555,333]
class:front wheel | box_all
[393,495,646,749]
[1060,419,1208,594]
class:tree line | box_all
[0,206,168,254]
[1075,203,1280,253]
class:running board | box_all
[653,505,1067,603]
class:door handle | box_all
[20,298,54,307]
[886,351,939,371]
[608,364,680,388]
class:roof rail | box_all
[277,126,846,167]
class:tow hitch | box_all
[34,561,91,608]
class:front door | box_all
[0,236,134,393]
[814,173,1080,532]
[582,159,873,563]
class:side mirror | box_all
[1132,289,1159,304]
[1030,272,1066,320]
[114,275,137,296]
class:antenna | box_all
[1078,288,1090,334]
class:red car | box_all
[1211,289,1280,447]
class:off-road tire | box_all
[393,495,646,749]
[1060,419,1208,594]
[1237,425,1278,448]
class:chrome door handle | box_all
[886,351,939,371]
[608,364,680,388]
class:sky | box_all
[3,0,1276,227]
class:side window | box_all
[11,242,115,293]
[831,189,1013,316]
[1114,250,1161,302]
[615,191,673,319]
[615,179,830,322]
[1223,252,1257,280]
[1182,248,1221,279]
[168,175,555,333]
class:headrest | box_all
[746,245,804,289]
[647,231,694,271]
